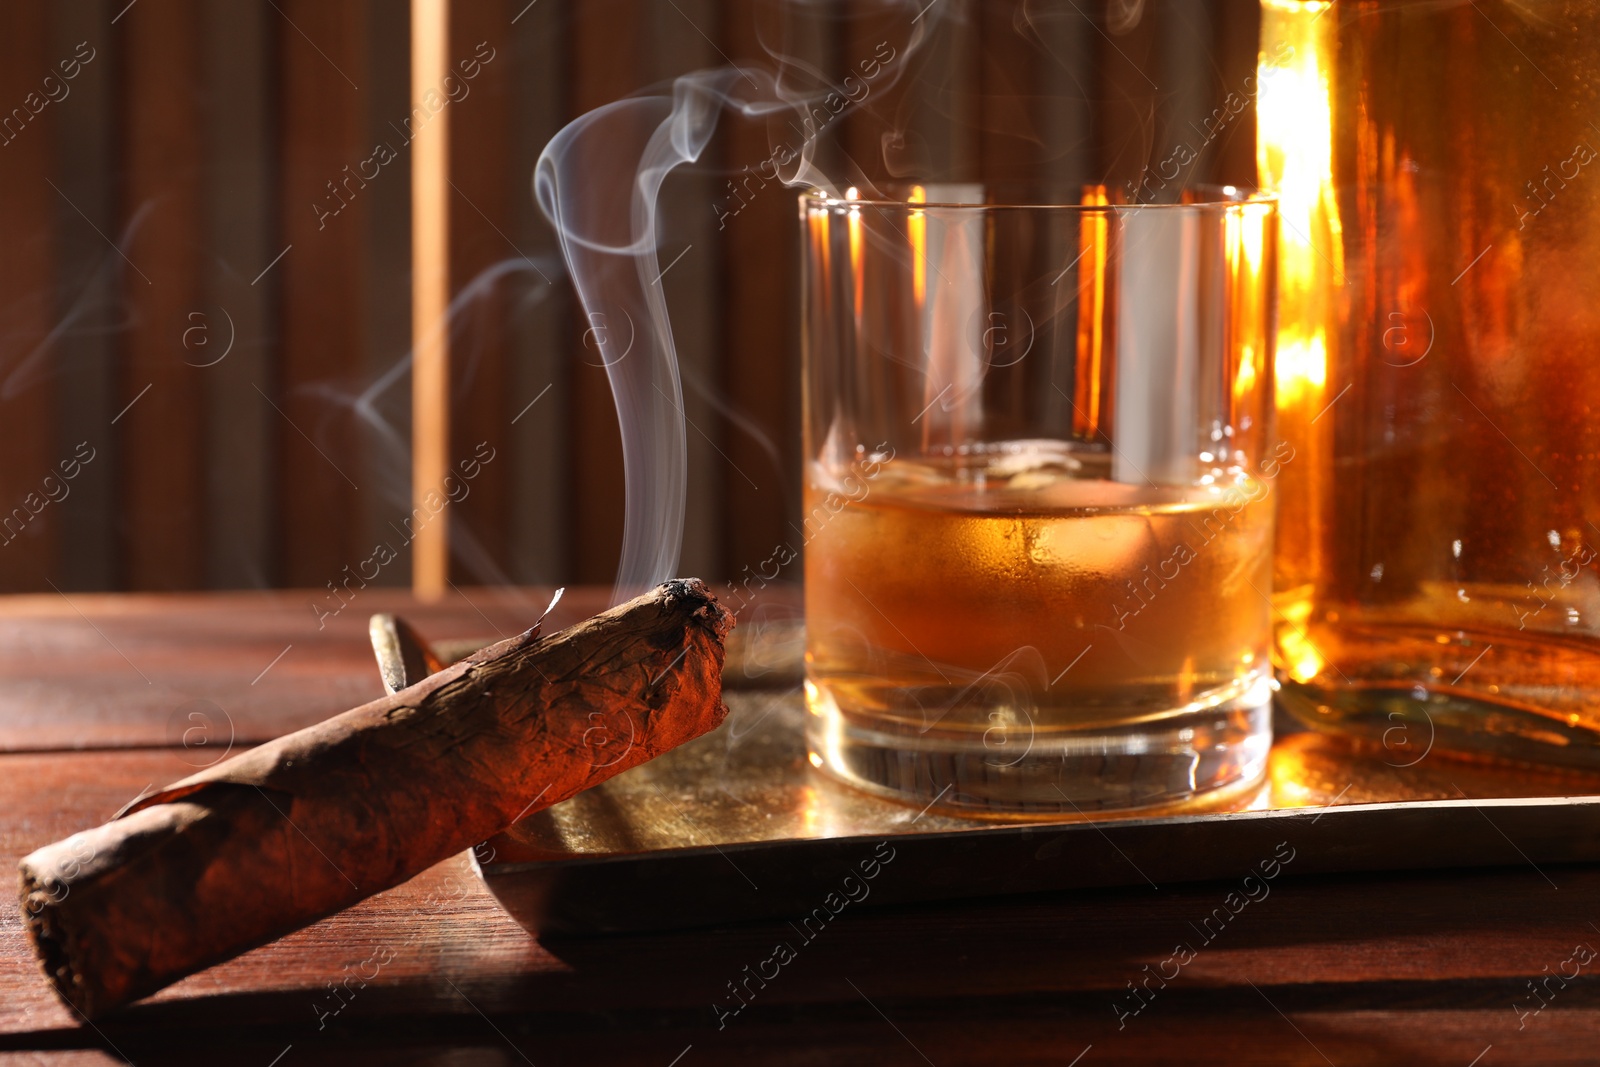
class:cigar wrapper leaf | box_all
[19,579,732,1018]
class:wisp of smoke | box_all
[535,1,932,603]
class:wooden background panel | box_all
[506,0,570,587]
[446,0,517,585]
[276,0,375,590]
[1212,0,1265,187]
[838,0,941,188]
[1034,4,1095,190]
[1157,0,1219,191]
[719,4,805,586]
[555,0,740,587]
[201,0,277,589]
[652,0,725,583]
[979,0,1042,185]
[0,0,63,592]
[564,0,642,587]
[49,0,118,594]
[0,0,1267,595]
[117,0,207,591]
[422,0,573,590]
[357,0,419,585]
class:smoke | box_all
[319,254,561,606]
[535,2,934,602]
[534,1,1258,601]
[0,202,151,401]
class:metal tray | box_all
[475,687,1600,936]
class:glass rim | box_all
[801,183,1277,213]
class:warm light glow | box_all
[1275,334,1327,406]
[1278,625,1326,684]
[1257,0,1340,409]
[808,205,828,336]
[1073,186,1110,440]
[1237,201,1267,276]
[1258,0,1339,625]
[909,184,927,308]
[1257,3,1335,242]
[411,0,451,600]
[1236,342,1259,396]
[1224,204,1268,404]
[847,203,864,320]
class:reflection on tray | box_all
[489,689,1600,866]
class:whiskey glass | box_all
[800,184,1279,815]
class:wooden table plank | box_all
[0,586,1594,1063]
[0,745,1597,1063]
[0,587,600,751]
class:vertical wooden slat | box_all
[839,2,927,188]
[9,0,1260,594]
[567,0,638,585]
[1034,2,1095,191]
[362,0,413,584]
[118,0,206,590]
[412,0,451,599]
[1212,0,1262,188]
[444,0,513,583]
[979,0,1042,187]
[979,3,1045,429]
[938,2,980,184]
[651,0,722,579]
[1094,0,1159,196]
[203,0,276,588]
[777,0,843,179]
[720,1,801,577]
[1034,0,1096,439]
[50,0,115,590]
[1156,0,1215,188]
[278,0,369,588]
[0,0,59,591]
[508,0,569,585]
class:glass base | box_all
[1276,617,1600,770]
[805,674,1274,817]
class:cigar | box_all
[19,579,732,1018]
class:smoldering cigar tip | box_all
[660,577,735,640]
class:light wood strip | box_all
[411,0,452,599]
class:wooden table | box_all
[0,588,1594,1065]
